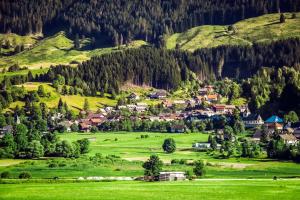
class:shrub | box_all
[58,162,67,167]
[193,160,206,177]
[0,171,11,179]
[48,163,58,168]
[91,126,98,133]
[171,159,180,164]
[162,138,176,153]
[19,171,32,179]
[179,159,188,165]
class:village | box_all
[2,84,297,148]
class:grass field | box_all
[166,12,300,51]
[0,31,148,69]
[1,180,300,200]
[5,82,117,112]
[1,132,299,179]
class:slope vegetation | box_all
[0,31,148,69]
[166,13,300,51]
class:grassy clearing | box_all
[0,31,148,69]
[6,82,117,112]
[1,180,300,200]
[166,12,300,51]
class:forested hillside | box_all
[37,38,300,94]
[1,0,300,45]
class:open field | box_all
[5,82,117,112]
[1,180,300,200]
[0,31,148,69]
[166,12,300,51]
[1,132,299,179]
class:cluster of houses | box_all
[193,115,300,151]
[251,115,300,145]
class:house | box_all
[0,125,13,138]
[159,172,186,181]
[127,93,140,100]
[173,100,186,105]
[279,134,298,145]
[242,114,264,128]
[135,105,147,113]
[193,143,211,151]
[293,128,300,139]
[149,90,167,99]
[251,129,274,142]
[207,94,219,102]
[213,104,226,113]
[79,122,91,132]
[162,100,173,108]
[169,124,186,133]
[265,115,284,130]
[199,88,209,95]
[58,121,73,132]
[225,105,236,114]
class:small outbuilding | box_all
[159,172,186,181]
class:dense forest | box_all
[1,0,300,45]
[37,38,300,94]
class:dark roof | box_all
[242,114,261,121]
[291,122,300,128]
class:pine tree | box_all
[83,98,90,111]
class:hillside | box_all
[1,0,298,46]
[166,13,300,51]
[0,31,148,69]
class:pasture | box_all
[166,12,300,51]
[1,180,300,200]
[6,82,117,113]
[1,132,299,179]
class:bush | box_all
[91,126,98,133]
[171,159,180,164]
[193,160,206,177]
[19,171,32,179]
[162,138,176,153]
[58,162,67,167]
[179,159,188,165]
[0,171,11,179]
[48,163,58,168]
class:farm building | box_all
[159,172,186,181]
[193,143,211,150]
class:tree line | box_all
[1,0,300,45]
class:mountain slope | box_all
[0,31,148,69]
[166,13,300,51]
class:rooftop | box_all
[265,115,284,123]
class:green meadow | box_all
[0,31,148,69]
[1,132,299,179]
[1,180,300,200]
[5,82,117,113]
[166,12,300,51]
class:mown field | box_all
[1,180,300,200]
[1,132,300,179]
[166,12,300,51]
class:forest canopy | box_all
[1,0,300,45]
